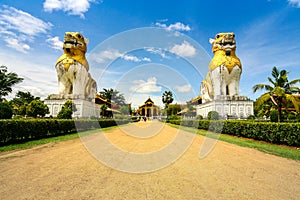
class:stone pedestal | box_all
[196,96,254,119]
[45,98,100,118]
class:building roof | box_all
[95,94,111,105]
[187,96,202,105]
[145,97,154,104]
[138,97,161,109]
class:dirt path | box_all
[0,121,300,200]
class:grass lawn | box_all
[168,123,300,161]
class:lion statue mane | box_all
[201,32,242,102]
[55,32,97,101]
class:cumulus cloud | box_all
[169,41,196,57]
[90,49,151,63]
[46,36,63,50]
[145,47,168,59]
[130,77,162,93]
[90,49,122,63]
[0,53,58,100]
[174,84,192,93]
[155,22,191,32]
[43,0,97,18]
[0,5,52,53]
[288,0,300,7]
[4,38,31,53]
[122,54,151,62]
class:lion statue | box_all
[201,32,242,102]
[55,32,97,101]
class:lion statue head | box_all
[209,32,236,56]
[56,32,89,71]
[208,32,241,73]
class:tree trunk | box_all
[277,100,282,123]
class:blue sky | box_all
[0,0,300,108]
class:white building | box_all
[196,96,253,119]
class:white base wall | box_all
[196,98,254,119]
[45,99,100,118]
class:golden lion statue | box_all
[55,32,97,100]
[201,32,242,102]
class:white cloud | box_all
[90,49,151,63]
[288,0,300,7]
[1,55,58,100]
[127,94,164,109]
[0,5,52,53]
[174,84,192,93]
[46,36,63,50]
[0,6,52,36]
[142,57,151,62]
[4,38,30,53]
[130,77,162,93]
[122,54,140,62]
[90,49,122,63]
[145,47,168,59]
[155,22,191,32]
[43,0,97,18]
[169,41,196,57]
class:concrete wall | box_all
[196,99,254,119]
[45,99,100,118]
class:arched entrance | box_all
[147,108,151,117]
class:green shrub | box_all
[167,119,300,147]
[207,111,219,120]
[57,108,73,119]
[196,115,203,120]
[57,100,76,119]
[169,115,181,120]
[0,119,130,144]
[296,114,300,122]
[0,102,13,119]
[270,110,278,122]
[247,115,255,120]
[131,116,139,122]
[287,113,297,121]
[114,114,130,120]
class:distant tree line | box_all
[0,65,49,119]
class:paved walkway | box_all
[0,121,300,199]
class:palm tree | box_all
[0,66,23,101]
[99,88,126,105]
[253,66,300,122]
[162,90,174,109]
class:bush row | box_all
[0,119,130,144]
[167,119,300,147]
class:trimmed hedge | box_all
[167,119,300,147]
[0,119,129,144]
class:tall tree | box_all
[162,90,174,109]
[119,105,131,115]
[26,100,49,118]
[99,88,126,105]
[0,66,23,101]
[9,91,39,115]
[100,104,108,117]
[0,101,13,119]
[253,66,300,122]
